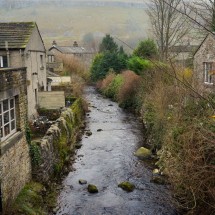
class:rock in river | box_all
[134,147,152,159]
[79,179,87,185]
[86,131,92,136]
[118,181,135,192]
[88,184,98,193]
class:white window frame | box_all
[0,56,3,67]
[204,62,213,84]
[0,98,16,141]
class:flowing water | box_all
[56,87,178,215]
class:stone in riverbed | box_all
[150,176,166,185]
[118,181,135,192]
[134,147,152,159]
[97,129,103,132]
[79,179,87,185]
[87,184,98,193]
[86,131,92,136]
[75,143,83,149]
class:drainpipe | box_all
[5,41,10,67]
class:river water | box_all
[56,87,178,215]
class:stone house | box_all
[194,33,215,92]
[0,67,31,212]
[47,40,94,72]
[0,22,47,119]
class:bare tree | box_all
[147,0,191,61]
[161,0,215,35]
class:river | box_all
[56,86,178,215]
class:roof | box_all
[49,45,88,54]
[0,22,36,49]
[193,33,215,56]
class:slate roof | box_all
[49,45,88,54]
[0,22,36,49]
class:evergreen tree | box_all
[99,34,118,53]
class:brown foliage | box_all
[99,72,116,91]
[117,70,142,104]
[56,53,90,81]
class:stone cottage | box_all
[0,67,31,212]
[47,40,94,73]
[0,22,47,119]
[194,33,215,92]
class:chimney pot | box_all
[73,41,78,47]
[52,40,57,46]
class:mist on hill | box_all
[0,0,150,51]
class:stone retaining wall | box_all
[31,98,85,182]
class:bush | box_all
[133,39,158,59]
[103,74,124,99]
[117,70,142,109]
[127,56,153,75]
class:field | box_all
[0,4,150,49]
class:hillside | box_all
[0,0,150,49]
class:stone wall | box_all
[0,68,31,212]
[31,98,84,182]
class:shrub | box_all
[57,54,90,81]
[133,39,158,59]
[99,71,116,91]
[103,74,124,100]
[127,56,153,75]
[117,70,142,109]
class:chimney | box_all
[73,41,78,47]
[52,40,57,46]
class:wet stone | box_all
[79,179,87,185]
[97,129,103,132]
[75,143,83,149]
[86,131,92,136]
[150,176,166,185]
[118,181,135,192]
[88,184,98,193]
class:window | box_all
[40,55,44,69]
[0,98,16,141]
[0,56,8,68]
[204,62,213,84]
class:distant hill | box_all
[0,0,150,51]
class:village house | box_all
[0,22,47,119]
[194,33,215,92]
[0,67,31,212]
[47,40,94,73]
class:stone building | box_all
[0,22,47,119]
[194,33,215,92]
[47,40,95,72]
[0,67,31,212]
